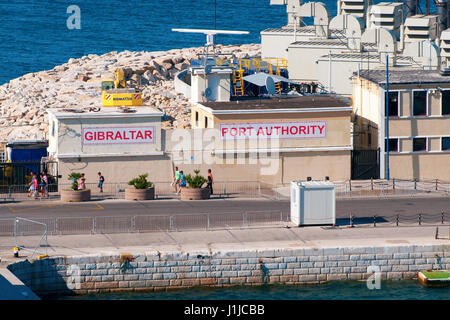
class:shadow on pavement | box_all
[335,216,389,227]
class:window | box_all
[413,91,427,116]
[387,138,398,152]
[413,137,427,152]
[367,133,372,147]
[195,112,199,127]
[388,91,399,116]
[442,91,450,115]
[442,137,450,151]
[204,116,208,128]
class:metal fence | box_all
[272,178,450,200]
[0,210,288,237]
[1,178,449,201]
[340,211,450,229]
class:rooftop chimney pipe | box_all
[405,0,418,17]
[436,0,449,34]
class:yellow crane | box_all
[101,68,143,107]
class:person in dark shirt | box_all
[98,172,104,193]
[207,169,213,195]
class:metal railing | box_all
[1,178,449,202]
[272,178,450,200]
[13,217,49,259]
[343,211,450,228]
[0,210,288,237]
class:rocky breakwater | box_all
[0,44,261,141]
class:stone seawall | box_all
[7,244,450,297]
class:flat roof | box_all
[261,27,342,37]
[355,69,450,85]
[47,106,164,119]
[198,96,352,114]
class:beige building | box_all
[47,96,353,185]
[191,95,353,183]
[352,69,450,180]
[47,107,171,183]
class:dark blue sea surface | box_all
[1,0,437,84]
[56,281,449,300]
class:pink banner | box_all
[82,126,156,145]
[219,121,327,140]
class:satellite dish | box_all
[266,76,276,95]
[204,87,212,98]
[205,65,212,74]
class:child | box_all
[98,172,104,193]
[178,170,186,194]
[40,172,48,198]
[173,166,180,193]
[79,173,86,190]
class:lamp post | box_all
[385,54,390,181]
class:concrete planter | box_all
[180,187,210,200]
[61,189,91,202]
[125,187,155,200]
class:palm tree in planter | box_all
[125,173,155,200]
[61,172,91,202]
[181,170,210,200]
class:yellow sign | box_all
[102,92,143,107]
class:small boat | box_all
[418,270,450,287]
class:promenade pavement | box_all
[1,194,449,219]
[1,224,449,265]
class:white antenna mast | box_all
[172,28,249,65]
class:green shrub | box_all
[128,173,153,189]
[185,170,207,189]
[68,172,82,190]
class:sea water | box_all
[55,281,449,300]
[1,0,438,85]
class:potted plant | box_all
[125,173,155,200]
[181,170,210,200]
[61,172,91,202]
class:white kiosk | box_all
[290,181,336,226]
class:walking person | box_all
[28,171,36,198]
[98,172,104,193]
[79,173,86,190]
[40,172,49,198]
[28,173,38,199]
[177,170,186,194]
[173,166,180,193]
[207,169,214,195]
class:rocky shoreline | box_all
[0,44,261,141]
